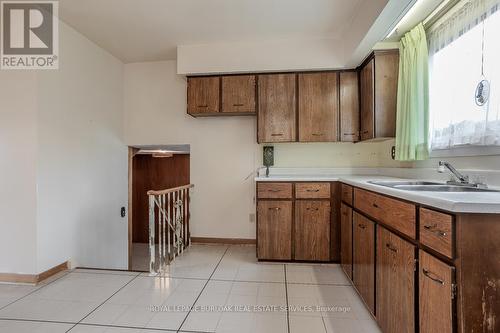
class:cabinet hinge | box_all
[413,258,418,272]
[451,283,457,299]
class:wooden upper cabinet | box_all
[359,51,399,140]
[257,200,292,260]
[360,59,374,141]
[222,75,256,114]
[294,200,331,261]
[353,212,375,314]
[376,227,416,333]
[340,71,360,142]
[258,74,296,143]
[298,72,339,142]
[187,76,220,115]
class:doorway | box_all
[128,145,190,271]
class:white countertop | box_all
[255,173,500,214]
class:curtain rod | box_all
[423,0,460,29]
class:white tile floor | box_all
[0,244,381,333]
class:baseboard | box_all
[0,261,69,284]
[191,237,256,245]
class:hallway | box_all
[0,245,380,332]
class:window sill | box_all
[430,146,500,158]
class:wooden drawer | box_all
[341,183,353,205]
[354,188,416,239]
[257,182,292,199]
[420,208,453,259]
[295,183,330,199]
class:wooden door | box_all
[222,75,256,114]
[353,212,375,314]
[258,74,296,143]
[294,201,331,261]
[376,227,416,333]
[339,71,360,142]
[419,250,454,333]
[374,52,399,138]
[257,200,292,260]
[298,72,339,142]
[187,77,220,115]
[340,203,353,280]
[360,59,374,141]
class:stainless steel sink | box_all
[368,181,500,193]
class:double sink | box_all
[368,181,500,192]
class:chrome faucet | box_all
[437,161,470,185]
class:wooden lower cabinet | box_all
[419,250,454,333]
[294,200,330,261]
[257,200,292,260]
[340,203,353,279]
[376,227,416,333]
[353,212,375,314]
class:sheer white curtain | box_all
[427,0,500,150]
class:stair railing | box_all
[147,184,194,275]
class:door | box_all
[298,72,339,142]
[258,74,296,143]
[419,250,454,333]
[187,76,220,115]
[340,71,360,142]
[360,59,374,141]
[340,203,353,280]
[222,75,256,114]
[376,227,416,333]
[353,212,375,314]
[257,200,292,260]
[295,201,330,261]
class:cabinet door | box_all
[258,74,296,143]
[294,201,331,261]
[257,200,292,260]
[222,75,256,114]
[374,52,399,138]
[187,77,220,115]
[340,71,360,142]
[360,59,374,141]
[340,203,353,280]
[376,227,416,333]
[298,72,339,142]
[419,250,454,333]
[353,212,375,314]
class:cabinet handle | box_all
[422,269,445,285]
[268,189,281,192]
[372,203,379,208]
[423,224,447,237]
[197,105,208,107]
[312,133,324,136]
[271,133,283,136]
[306,207,319,211]
[233,103,244,107]
[358,224,366,229]
[306,189,320,192]
[268,207,281,211]
[343,133,355,136]
[386,243,398,253]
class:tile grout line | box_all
[176,245,230,333]
[0,270,72,312]
[284,264,290,333]
[65,272,142,332]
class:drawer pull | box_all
[312,133,324,136]
[358,224,366,229]
[422,269,445,285]
[423,224,447,237]
[268,189,281,193]
[197,105,208,107]
[271,133,283,136]
[233,103,244,107]
[386,243,398,253]
[268,207,281,211]
[306,189,320,192]
[306,207,319,211]
[363,130,369,134]
[372,203,379,208]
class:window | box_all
[428,0,500,151]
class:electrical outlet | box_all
[249,213,256,223]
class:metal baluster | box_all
[158,195,163,274]
[148,195,156,275]
[167,192,171,261]
[188,188,191,246]
[176,190,180,257]
[180,189,184,254]
[162,194,166,271]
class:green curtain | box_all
[395,23,429,161]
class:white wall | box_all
[0,21,127,275]
[36,22,128,272]
[0,71,38,274]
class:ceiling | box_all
[58,0,365,63]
